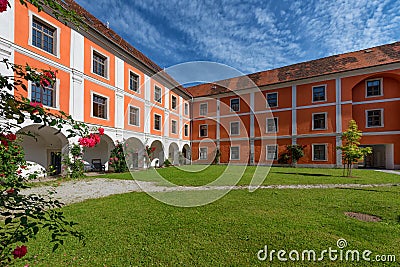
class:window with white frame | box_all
[230,146,240,160]
[312,85,326,102]
[266,118,278,133]
[313,144,327,161]
[200,103,208,116]
[31,82,56,108]
[92,50,108,78]
[154,114,161,130]
[129,71,139,92]
[154,86,162,103]
[312,113,326,130]
[32,16,57,55]
[129,106,139,126]
[171,120,177,134]
[199,147,208,160]
[266,145,278,160]
[366,109,383,127]
[171,95,177,110]
[366,79,382,97]
[184,124,189,137]
[230,98,240,112]
[230,121,240,135]
[267,92,278,107]
[199,124,208,137]
[184,103,189,115]
[92,94,108,119]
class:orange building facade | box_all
[1,1,399,171]
[0,0,191,173]
[188,43,400,169]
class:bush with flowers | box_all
[0,53,100,264]
[0,1,92,265]
[109,141,128,173]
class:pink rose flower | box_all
[0,0,8,13]
[98,127,105,135]
[12,245,27,259]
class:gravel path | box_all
[20,179,400,205]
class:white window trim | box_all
[128,105,140,127]
[199,103,208,116]
[154,85,162,104]
[171,119,177,134]
[365,78,383,98]
[184,103,189,116]
[90,91,110,120]
[312,84,327,103]
[266,145,278,160]
[230,146,240,160]
[312,143,328,162]
[184,124,189,137]
[365,108,384,128]
[90,47,110,80]
[28,11,60,58]
[153,113,162,131]
[199,147,208,160]
[266,117,279,133]
[28,79,60,110]
[266,92,279,108]
[230,121,240,136]
[230,98,240,112]
[312,112,328,130]
[128,70,140,93]
[171,95,178,110]
[199,124,208,137]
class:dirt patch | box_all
[345,212,382,222]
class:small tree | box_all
[337,120,372,177]
[278,144,306,167]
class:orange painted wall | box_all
[297,80,336,107]
[14,3,71,67]
[84,39,115,86]
[219,94,251,115]
[352,102,400,132]
[193,99,217,118]
[169,114,180,139]
[124,63,145,98]
[254,138,292,164]
[256,86,292,110]
[83,80,115,127]
[254,111,292,137]
[220,116,250,139]
[124,96,145,132]
[149,107,164,136]
[192,119,217,140]
[14,52,70,115]
[297,136,336,165]
[296,106,336,135]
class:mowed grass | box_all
[96,166,400,187]
[15,186,400,266]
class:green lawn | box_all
[95,166,400,187]
[15,186,400,266]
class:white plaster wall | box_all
[0,0,15,42]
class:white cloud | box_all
[75,0,400,75]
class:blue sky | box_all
[76,0,400,77]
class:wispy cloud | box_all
[75,0,400,76]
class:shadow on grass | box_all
[273,171,334,177]
[337,186,400,195]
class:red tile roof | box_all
[186,41,400,98]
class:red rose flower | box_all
[5,133,16,141]
[12,245,27,259]
[98,127,105,135]
[0,0,8,13]
[6,188,15,194]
